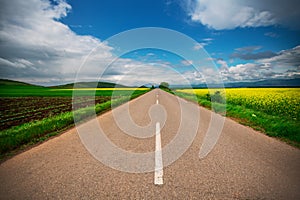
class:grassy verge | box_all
[0,90,148,159]
[173,91,300,148]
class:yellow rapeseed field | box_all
[177,88,300,120]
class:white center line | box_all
[154,122,163,185]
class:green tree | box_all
[159,82,169,89]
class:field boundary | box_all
[170,90,300,149]
[0,90,150,161]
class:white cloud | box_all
[217,46,300,82]
[193,43,204,50]
[193,38,213,51]
[217,59,228,71]
[220,62,275,81]
[178,70,205,85]
[184,0,300,30]
[258,45,300,67]
[0,0,114,85]
[264,32,279,38]
[146,53,155,56]
[100,59,194,86]
[235,46,262,53]
[0,0,202,86]
[202,38,213,42]
[181,60,193,66]
[1,0,298,86]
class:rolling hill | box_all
[1,78,299,90]
[50,81,129,89]
[187,78,300,88]
[0,79,45,88]
[0,79,130,89]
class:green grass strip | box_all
[173,91,300,148]
[0,91,148,155]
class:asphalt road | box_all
[0,89,299,199]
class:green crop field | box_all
[175,88,300,147]
[0,80,150,156]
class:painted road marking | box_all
[154,122,163,185]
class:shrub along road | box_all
[0,89,299,199]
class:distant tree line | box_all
[159,82,169,89]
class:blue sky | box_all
[0,0,299,86]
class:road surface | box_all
[0,89,299,199]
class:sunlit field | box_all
[176,88,300,146]
[0,81,150,155]
[177,88,300,120]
